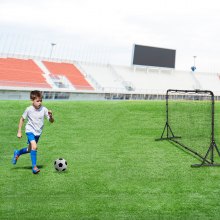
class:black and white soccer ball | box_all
[54,158,67,172]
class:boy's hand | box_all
[48,110,53,118]
[17,131,22,138]
[48,110,54,123]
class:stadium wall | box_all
[0,88,105,101]
[3,88,220,101]
[0,87,169,101]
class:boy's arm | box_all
[17,117,24,138]
[48,110,54,123]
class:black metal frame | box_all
[156,89,220,167]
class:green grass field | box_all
[1,100,220,220]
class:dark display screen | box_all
[132,44,176,68]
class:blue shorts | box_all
[26,132,40,144]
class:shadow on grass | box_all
[11,165,44,170]
[53,170,69,174]
[168,141,220,166]
[168,140,205,163]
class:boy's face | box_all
[32,97,42,109]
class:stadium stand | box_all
[113,66,197,94]
[42,61,94,90]
[193,72,220,91]
[0,58,51,88]
[79,62,127,92]
[1,56,220,100]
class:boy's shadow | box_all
[12,165,44,170]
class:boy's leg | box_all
[12,150,20,165]
[12,144,31,165]
[18,146,30,155]
[30,140,40,174]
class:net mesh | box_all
[167,91,212,158]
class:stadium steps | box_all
[42,61,94,91]
[74,62,103,91]
[34,60,74,89]
[108,64,135,91]
[78,63,126,92]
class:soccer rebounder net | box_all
[156,89,220,167]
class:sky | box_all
[0,0,220,72]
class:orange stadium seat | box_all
[42,61,94,90]
[0,58,51,88]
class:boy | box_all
[12,90,54,174]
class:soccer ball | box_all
[54,158,67,172]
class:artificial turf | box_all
[1,100,220,220]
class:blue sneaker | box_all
[12,150,19,165]
[32,167,40,174]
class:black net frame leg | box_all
[155,122,181,141]
[191,141,220,167]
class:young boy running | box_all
[12,90,54,174]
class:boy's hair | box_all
[30,90,43,100]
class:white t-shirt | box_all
[22,105,50,136]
